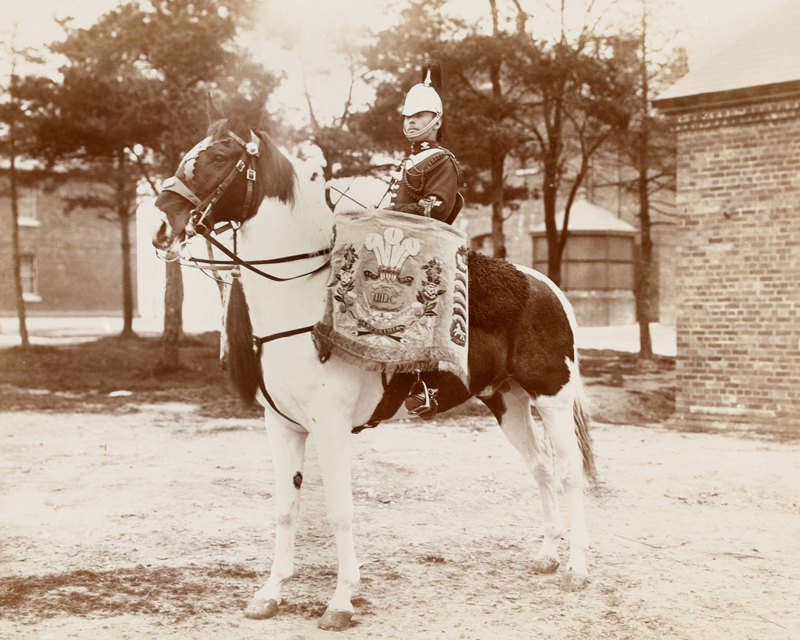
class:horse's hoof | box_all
[318,609,353,631]
[560,571,589,591]
[244,598,279,620]
[531,555,560,575]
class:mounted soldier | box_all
[385,59,465,418]
[386,58,464,225]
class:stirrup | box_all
[405,380,437,417]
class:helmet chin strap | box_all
[404,113,442,142]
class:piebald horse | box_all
[153,100,596,631]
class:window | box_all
[20,254,41,302]
[532,233,634,291]
[17,187,40,227]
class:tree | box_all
[0,30,49,350]
[613,0,683,360]
[512,29,635,286]
[298,44,378,185]
[37,0,280,366]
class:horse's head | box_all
[153,95,297,258]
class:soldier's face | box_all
[404,111,440,142]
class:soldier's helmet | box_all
[401,60,443,117]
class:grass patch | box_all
[0,333,260,419]
[0,337,677,426]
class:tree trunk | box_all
[635,2,655,361]
[9,153,30,349]
[542,154,562,287]
[636,147,655,360]
[160,147,184,364]
[120,209,136,338]
[490,150,506,259]
[488,33,507,261]
[117,153,136,338]
[157,260,184,372]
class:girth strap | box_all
[257,325,315,346]
[254,326,390,434]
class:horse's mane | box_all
[207,119,297,216]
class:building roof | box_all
[530,200,636,234]
[655,0,800,109]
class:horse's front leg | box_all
[245,415,308,620]
[313,417,359,631]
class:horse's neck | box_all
[236,171,333,338]
[239,166,332,258]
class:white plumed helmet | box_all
[401,59,443,117]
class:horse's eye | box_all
[213,154,227,163]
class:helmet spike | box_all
[421,58,443,95]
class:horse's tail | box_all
[226,276,261,405]
[572,351,597,482]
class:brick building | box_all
[0,170,133,317]
[653,0,800,432]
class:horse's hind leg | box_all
[245,416,308,620]
[484,380,563,575]
[532,372,590,590]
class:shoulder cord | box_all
[401,150,463,201]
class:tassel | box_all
[226,274,261,405]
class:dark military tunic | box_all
[387,141,463,224]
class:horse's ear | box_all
[243,89,268,131]
[207,93,225,123]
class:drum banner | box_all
[313,209,468,384]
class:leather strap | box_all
[254,326,315,426]
[201,232,330,282]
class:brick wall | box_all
[672,97,800,431]
[0,176,134,316]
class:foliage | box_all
[17,0,282,341]
[511,32,636,282]
[357,1,637,266]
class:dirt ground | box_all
[1,408,798,640]
[0,341,798,639]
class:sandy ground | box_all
[1,404,798,640]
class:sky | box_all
[2,0,792,118]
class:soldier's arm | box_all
[393,154,459,221]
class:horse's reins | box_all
[162,127,332,426]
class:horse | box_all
[152,98,597,631]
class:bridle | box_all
[159,127,331,283]
[162,128,261,238]
[157,126,333,427]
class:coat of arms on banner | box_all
[313,209,469,384]
[334,227,448,344]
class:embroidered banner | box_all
[313,209,469,384]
